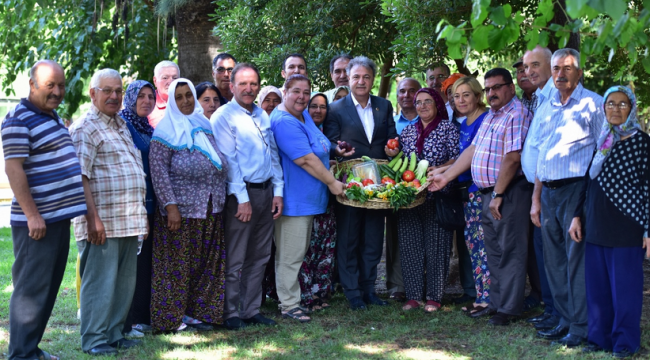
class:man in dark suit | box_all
[324,56,399,310]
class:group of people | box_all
[2,45,647,360]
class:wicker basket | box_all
[331,158,429,210]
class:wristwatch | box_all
[491,191,503,199]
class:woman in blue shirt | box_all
[271,74,348,323]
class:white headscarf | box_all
[257,85,283,105]
[152,78,223,170]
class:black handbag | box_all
[434,191,465,231]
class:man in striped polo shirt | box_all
[2,60,87,360]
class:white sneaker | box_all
[77,309,81,320]
[124,329,144,338]
[132,323,153,333]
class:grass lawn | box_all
[0,226,648,359]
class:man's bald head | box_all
[30,60,64,88]
[28,60,66,115]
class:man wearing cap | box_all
[514,58,538,115]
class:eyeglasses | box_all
[606,101,630,110]
[428,74,448,81]
[483,83,512,93]
[216,67,234,74]
[309,104,327,111]
[94,87,123,96]
[415,99,435,107]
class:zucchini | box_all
[381,164,396,177]
[399,155,409,173]
[408,152,417,171]
[392,158,403,172]
[361,155,373,162]
[387,151,404,167]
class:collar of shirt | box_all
[488,97,517,116]
[536,80,557,105]
[397,112,419,123]
[229,98,263,118]
[551,82,584,108]
[352,94,372,109]
[20,98,62,124]
[155,90,167,110]
[90,105,125,129]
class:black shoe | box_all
[349,297,368,311]
[526,312,551,324]
[223,317,248,330]
[488,312,511,326]
[552,334,585,348]
[452,294,474,304]
[109,338,141,349]
[186,322,214,331]
[242,313,277,326]
[389,291,406,302]
[534,315,560,330]
[613,349,635,358]
[84,344,118,356]
[537,324,569,340]
[522,296,542,311]
[582,343,606,354]
[469,305,496,319]
[363,293,388,306]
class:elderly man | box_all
[533,49,605,347]
[514,58,539,114]
[324,56,399,310]
[323,54,353,101]
[520,46,560,331]
[3,60,87,360]
[394,78,421,134]
[148,60,179,128]
[212,53,237,103]
[212,63,284,330]
[69,68,148,356]
[431,68,532,326]
[425,63,453,119]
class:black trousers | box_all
[335,203,387,299]
[123,213,154,332]
[9,219,70,360]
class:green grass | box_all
[0,226,647,359]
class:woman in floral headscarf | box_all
[569,86,650,358]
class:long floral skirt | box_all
[298,204,337,307]
[463,190,490,304]
[150,204,226,331]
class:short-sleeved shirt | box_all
[1,99,87,226]
[69,106,148,241]
[271,109,331,216]
[394,112,419,135]
[458,111,487,192]
[471,97,532,189]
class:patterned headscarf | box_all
[257,86,283,106]
[327,86,350,103]
[309,92,329,129]
[413,87,448,154]
[589,85,639,179]
[119,80,155,137]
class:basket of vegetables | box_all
[331,151,431,211]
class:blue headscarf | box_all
[589,85,639,179]
[119,80,155,137]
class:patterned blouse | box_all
[150,134,229,219]
[400,120,460,196]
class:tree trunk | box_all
[549,0,580,52]
[453,59,478,77]
[378,55,393,99]
[175,0,222,84]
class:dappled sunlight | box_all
[161,347,236,359]
[344,343,395,354]
[400,348,469,360]
[3,284,13,293]
[166,333,212,346]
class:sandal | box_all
[467,304,489,317]
[424,300,441,313]
[38,350,59,360]
[282,307,311,323]
[462,303,477,313]
[402,299,421,311]
[312,298,331,311]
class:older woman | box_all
[195,82,221,119]
[451,77,491,316]
[118,80,157,336]
[326,85,350,103]
[298,92,337,310]
[569,86,649,358]
[149,79,228,332]
[259,86,283,115]
[399,88,460,312]
[271,74,348,322]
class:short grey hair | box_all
[154,60,180,78]
[346,56,377,78]
[552,48,581,70]
[90,68,122,89]
[30,60,62,88]
[398,77,422,89]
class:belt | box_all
[479,186,494,195]
[246,179,272,190]
[542,177,582,190]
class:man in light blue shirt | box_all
[393,78,421,134]
[533,49,605,348]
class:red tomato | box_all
[412,179,421,188]
[387,139,399,150]
[362,179,375,187]
[381,177,396,185]
[402,170,415,182]
[347,182,360,189]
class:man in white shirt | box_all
[211,63,284,330]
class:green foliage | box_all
[0,0,176,117]
[212,0,396,91]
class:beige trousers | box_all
[274,215,314,311]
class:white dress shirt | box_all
[521,80,557,183]
[211,100,284,204]
[351,94,374,143]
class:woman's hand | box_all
[643,237,650,258]
[334,141,355,157]
[328,181,346,196]
[166,204,182,231]
[384,137,400,158]
[568,217,582,243]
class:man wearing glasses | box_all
[69,68,148,355]
[430,67,532,326]
[533,48,605,348]
[425,63,453,120]
[148,60,180,128]
[212,53,237,103]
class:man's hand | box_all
[86,215,106,245]
[166,205,181,231]
[27,213,46,240]
[334,141,355,157]
[428,174,449,192]
[384,137,399,158]
[235,201,253,223]
[489,197,503,221]
[530,198,542,228]
[272,196,284,219]
[569,217,582,243]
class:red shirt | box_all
[148,90,167,128]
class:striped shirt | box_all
[1,99,87,226]
[470,97,532,189]
[521,81,557,182]
[69,106,147,241]
[535,83,605,182]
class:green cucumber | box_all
[387,151,404,167]
[361,155,373,162]
[381,165,396,178]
